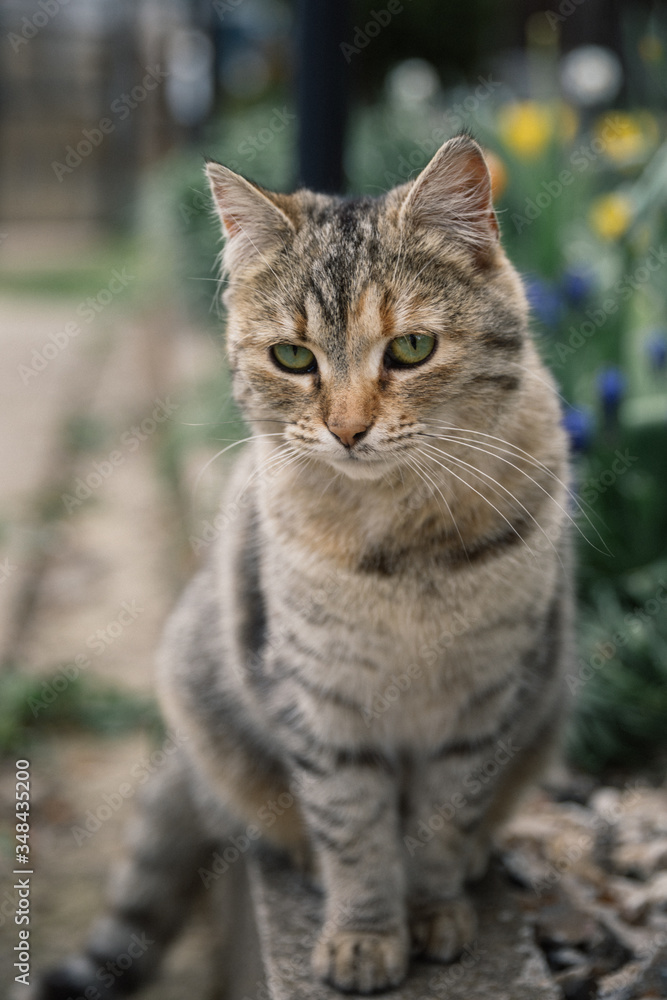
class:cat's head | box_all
[206,135,530,482]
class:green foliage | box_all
[141,103,295,323]
[568,564,667,772]
[63,414,110,456]
[0,668,161,758]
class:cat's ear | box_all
[205,161,295,273]
[398,135,499,259]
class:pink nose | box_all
[327,420,370,449]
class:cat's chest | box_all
[253,476,557,749]
[260,526,548,683]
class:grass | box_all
[0,235,142,297]
[0,667,162,757]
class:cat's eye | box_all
[271,343,317,373]
[387,333,436,366]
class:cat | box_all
[38,133,573,998]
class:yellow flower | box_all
[589,193,633,240]
[498,102,553,159]
[596,111,660,165]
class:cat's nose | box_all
[327,420,370,449]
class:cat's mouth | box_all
[326,447,400,481]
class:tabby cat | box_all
[39,134,573,998]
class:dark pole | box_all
[296,0,349,194]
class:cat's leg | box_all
[36,747,213,1000]
[465,708,566,881]
[403,750,500,964]
[291,759,409,994]
[405,721,559,961]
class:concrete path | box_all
[0,277,225,998]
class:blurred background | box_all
[1,0,667,993]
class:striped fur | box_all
[37,137,573,997]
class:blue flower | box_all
[526,277,562,329]
[646,330,667,372]
[562,406,594,453]
[561,267,594,306]
[597,366,626,420]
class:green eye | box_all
[388,334,435,366]
[271,343,316,372]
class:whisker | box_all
[404,455,471,564]
[421,421,563,480]
[420,421,610,554]
[417,432,609,556]
[191,432,285,496]
[414,447,536,558]
[237,444,303,499]
[420,442,562,565]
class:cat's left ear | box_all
[206,161,295,273]
[399,135,499,261]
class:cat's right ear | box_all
[397,135,499,263]
[205,161,295,273]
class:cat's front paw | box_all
[312,927,409,994]
[411,897,477,963]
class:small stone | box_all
[535,899,599,949]
[545,945,589,971]
[543,768,598,806]
[501,846,552,891]
[597,959,645,1000]
[598,943,667,999]
[644,871,667,910]
[611,839,667,880]
[608,877,650,924]
[591,788,623,819]
[638,942,667,995]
